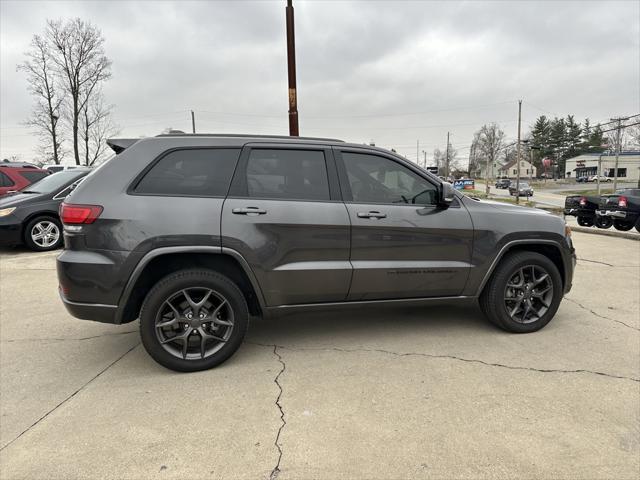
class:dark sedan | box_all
[0,168,90,251]
[508,181,534,197]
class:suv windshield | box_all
[21,170,88,194]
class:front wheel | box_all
[479,252,562,333]
[613,220,634,231]
[139,269,249,372]
[24,216,63,251]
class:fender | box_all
[114,245,267,324]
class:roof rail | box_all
[154,133,345,143]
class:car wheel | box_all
[577,216,594,227]
[613,220,634,231]
[479,251,562,333]
[595,216,613,229]
[23,216,63,251]
[139,269,249,372]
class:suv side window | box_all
[341,152,438,205]
[21,171,49,183]
[134,148,239,197]
[0,171,14,187]
[246,149,330,201]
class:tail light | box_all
[60,203,103,224]
[618,196,628,208]
[579,196,587,206]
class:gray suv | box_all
[57,134,576,372]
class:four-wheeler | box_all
[508,181,534,197]
[0,165,50,196]
[597,188,640,232]
[56,133,575,372]
[564,194,613,229]
[0,169,91,251]
[495,178,511,189]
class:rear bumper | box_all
[596,209,637,220]
[563,207,594,217]
[59,289,118,323]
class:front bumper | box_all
[0,217,22,246]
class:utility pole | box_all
[416,140,419,166]
[191,110,196,134]
[423,150,427,168]
[610,117,627,190]
[445,131,450,179]
[286,0,299,136]
[515,100,522,205]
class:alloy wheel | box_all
[504,265,554,324]
[155,287,234,360]
[30,221,60,248]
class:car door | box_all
[335,147,474,300]
[222,144,351,306]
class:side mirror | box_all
[440,182,455,207]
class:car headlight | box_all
[0,207,16,217]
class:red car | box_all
[0,166,50,196]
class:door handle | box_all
[232,207,267,215]
[357,211,387,219]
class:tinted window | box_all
[246,149,330,201]
[341,152,438,205]
[24,170,88,194]
[21,171,49,183]
[135,149,239,196]
[0,171,14,187]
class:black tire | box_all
[479,251,563,333]
[595,216,613,229]
[613,220,634,231]
[139,269,249,372]
[23,216,63,251]
[577,216,594,227]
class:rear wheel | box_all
[595,216,613,229]
[139,269,248,372]
[23,216,62,251]
[577,216,594,227]
[613,220,634,231]
[479,252,562,333]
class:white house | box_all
[498,159,537,179]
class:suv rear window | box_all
[134,148,239,197]
[246,149,330,201]
[20,171,49,183]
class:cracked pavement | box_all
[1,231,639,479]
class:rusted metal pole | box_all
[286,0,299,136]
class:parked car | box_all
[0,166,50,197]
[43,164,84,174]
[57,134,575,372]
[587,175,612,183]
[576,176,588,183]
[0,168,90,251]
[508,181,534,197]
[596,188,640,232]
[564,194,613,228]
[495,178,511,189]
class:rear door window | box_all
[0,171,14,187]
[246,149,330,201]
[134,148,240,197]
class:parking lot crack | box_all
[564,297,640,332]
[269,345,287,480]
[2,330,138,344]
[0,342,140,452]
[577,257,614,267]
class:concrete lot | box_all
[0,232,638,479]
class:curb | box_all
[569,225,640,241]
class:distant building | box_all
[499,159,537,179]
[472,161,503,180]
[564,151,640,182]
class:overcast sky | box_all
[1,0,639,165]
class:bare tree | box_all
[80,91,119,166]
[46,18,111,165]
[472,123,505,193]
[17,34,64,164]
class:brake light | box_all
[60,203,103,224]
[618,196,628,208]
[579,196,587,206]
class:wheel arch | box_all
[21,210,60,240]
[116,247,265,324]
[476,240,566,297]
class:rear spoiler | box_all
[107,138,139,154]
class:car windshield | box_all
[616,189,640,196]
[20,170,88,194]
[520,183,529,187]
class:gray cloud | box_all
[1,0,638,164]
